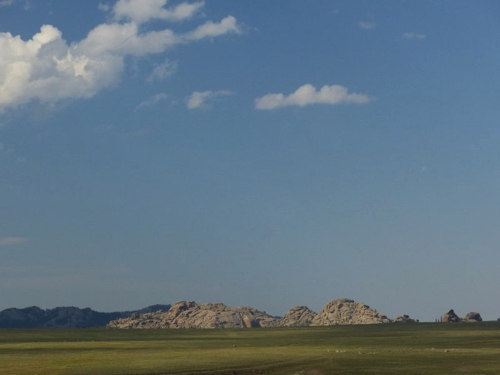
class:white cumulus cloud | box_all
[186,90,232,109]
[0,237,28,246]
[0,5,242,112]
[255,84,372,110]
[402,32,426,40]
[112,0,205,24]
[134,92,168,111]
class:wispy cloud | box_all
[95,123,114,133]
[0,0,15,8]
[113,0,205,24]
[147,59,178,83]
[134,93,168,112]
[255,84,372,110]
[186,90,233,109]
[402,32,426,40]
[359,21,376,30]
[184,16,242,41]
[0,237,28,247]
[97,2,110,12]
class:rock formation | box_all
[442,309,461,323]
[462,312,482,322]
[11,298,469,329]
[108,299,393,329]
[107,301,280,329]
[279,306,317,327]
[393,314,419,323]
[310,298,390,326]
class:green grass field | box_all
[1,322,499,374]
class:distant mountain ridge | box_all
[0,304,171,328]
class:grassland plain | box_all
[0,322,499,374]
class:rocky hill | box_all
[0,304,170,328]
[108,298,392,329]
[279,306,317,327]
[108,301,280,329]
[310,298,390,326]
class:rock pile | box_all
[279,306,317,327]
[393,314,418,323]
[107,301,280,329]
[310,298,390,326]
[442,309,461,323]
[462,312,482,322]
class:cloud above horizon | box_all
[186,90,233,109]
[0,0,241,113]
[255,84,372,110]
[0,237,28,247]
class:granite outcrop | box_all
[393,314,419,323]
[108,298,391,329]
[462,312,482,322]
[310,298,390,326]
[442,309,461,323]
[107,301,280,329]
[279,306,317,327]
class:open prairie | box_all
[1,322,499,374]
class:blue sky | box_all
[1,0,499,321]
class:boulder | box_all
[442,309,461,323]
[310,298,390,326]
[462,312,482,322]
[393,314,418,323]
[279,306,317,327]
